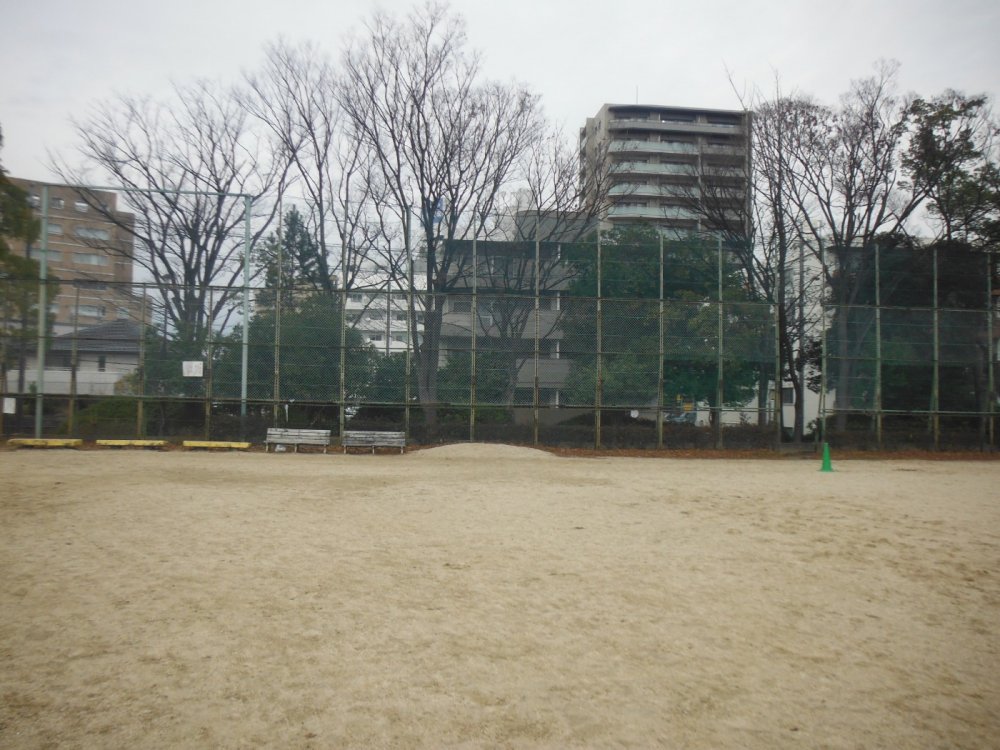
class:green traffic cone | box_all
[820,442,833,472]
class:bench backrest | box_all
[342,430,406,446]
[266,428,331,443]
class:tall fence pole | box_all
[773,295,782,447]
[240,195,251,438]
[204,287,214,440]
[273,207,283,427]
[469,239,477,442]
[875,243,883,449]
[34,185,50,438]
[987,248,995,449]
[338,252,348,441]
[715,236,724,449]
[932,244,940,449]
[404,211,414,442]
[819,243,828,444]
[657,234,665,450]
[68,286,80,437]
[532,235,541,446]
[0,282,7,437]
[595,233,603,450]
[136,292,146,439]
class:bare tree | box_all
[55,81,288,345]
[242,41,398,298]
[780,62,928,431]
[670,86,820,437]
[335,1,543,428]
[749,96,824,439]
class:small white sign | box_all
[182,361,204,377]
[3,397,15,415]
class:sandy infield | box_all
[1,445,998,749]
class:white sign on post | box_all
[182,361,204,378]
[3,397,15,415]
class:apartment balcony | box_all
[702,143,745,156]
[610,183,697,199]
[609,140,698,156]
[607,205,698,221]
[611,162,697,177]
[608,118,744,135]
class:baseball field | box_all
[2,445,998,748]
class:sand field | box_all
[1,445,999,748]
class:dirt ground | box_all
[1,445,998,749]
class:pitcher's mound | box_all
[409,442,555,460]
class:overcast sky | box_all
[2,0,999,182]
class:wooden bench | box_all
[341,430,406,454]
[265,428,332,453]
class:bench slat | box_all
[341,430,406,453]
[265,428,332,453]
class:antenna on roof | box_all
[635,86,639,104]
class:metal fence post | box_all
[819,243,828,444]
[470,239,477,442]
[716,236,724,450]
[533,235,541,446]
[68,286,80,437]
[773,293,782,447]
[404,210,414,443]
[657,234,665,450]
[875,243,883,449]
[137,291,146,439]
[273,214,282,427]
[240,196,251,438]
[34,185,50,438]
[932,244,940,449]
[204,287,214,440]
[595,232,602,450]
[339,265,347,440]
[987,247,995,449]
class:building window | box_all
[782,387,795,405]
[117,307,130,320]
[34,249,61,262]
[74,253,109,266]
[393,312,407,322]
[391,332,408,343]
[74,200,88,212]
[348,293,364,303]
[47,223,63,235]
[98,355,106,372]
[78,305,104,318]
[28,194,41,208]
[51,197,65,209]
[74,227,111,241]
[451,299,471,313]
[368,333,383,343]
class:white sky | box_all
[2,0,999,182]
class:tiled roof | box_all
[50,320,142,353]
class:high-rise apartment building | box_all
[7,178,141,335]
[579,104,750,236]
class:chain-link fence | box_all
[2,238,996,450]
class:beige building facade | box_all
[7,179,142,335]
[579,104,750,236]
